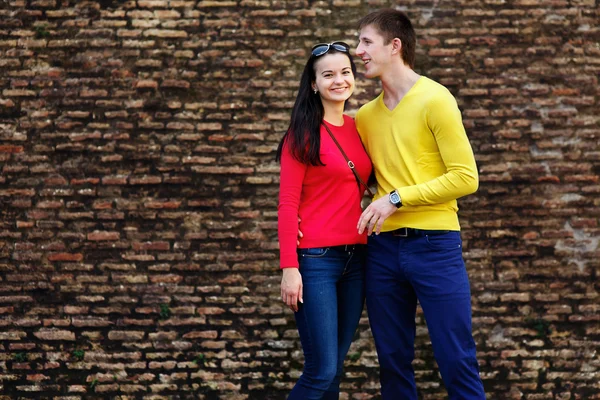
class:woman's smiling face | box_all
[312,52,355,105]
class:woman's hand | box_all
[281,268,303,312]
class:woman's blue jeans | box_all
[288,244,366,400]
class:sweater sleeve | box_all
[399,93,479,205]
[277,142,306,269]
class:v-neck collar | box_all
[378,76,424,114]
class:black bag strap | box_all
[322,123,374,198]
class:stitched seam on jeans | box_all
[425,234,461,250]
[301,247,330,258]
[341,252,353,275]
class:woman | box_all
[276,41,373,399]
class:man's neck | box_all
[380,64,421,111]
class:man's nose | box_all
[355,44,363,56]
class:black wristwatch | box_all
[389,190,402,208]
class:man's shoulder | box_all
[418,75,449,93]
[356,94,382,116]
[413,76,457,112]
[419,76,455,100]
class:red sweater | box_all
[278,115,373,268]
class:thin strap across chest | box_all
[322,123,374,198]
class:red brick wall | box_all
[0,0,598,398]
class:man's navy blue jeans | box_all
[288,245,366,400]
[366,231,485,399]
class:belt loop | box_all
[393,227,408,237]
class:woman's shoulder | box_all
[342,114,357,127]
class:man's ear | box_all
[391,38,402,55]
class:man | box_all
[354,9,486,400]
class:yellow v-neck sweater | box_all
[355,76,478,232]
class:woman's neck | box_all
[322,101,345,126]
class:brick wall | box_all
[0,0,598,399]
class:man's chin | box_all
[363,69,376,79]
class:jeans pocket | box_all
[425,232,462,251]
[299,247,329,258]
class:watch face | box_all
[390,192,400,204]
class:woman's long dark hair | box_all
[275,47,357,166]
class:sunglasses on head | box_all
[311,41,350,57]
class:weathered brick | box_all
[0,331,27,340]
[33,329,75,341]
[87,231,120,241]
[47,253,83,262]
[107,331,145,341]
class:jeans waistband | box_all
[328,244,366,252]
[382,228,451,238]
